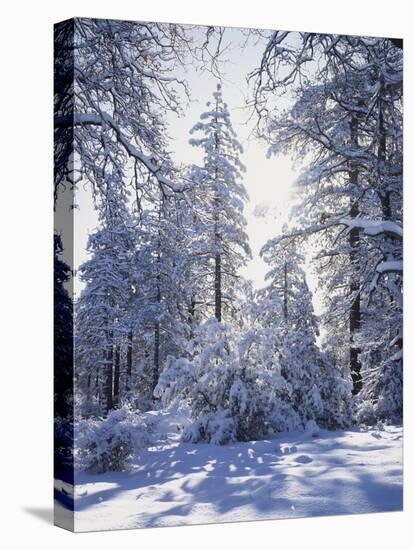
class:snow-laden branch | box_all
[370,259,403,297]
[376,260,403,274]
[263,216,403,256]
[339,218,403,240]
[55,112,185,192]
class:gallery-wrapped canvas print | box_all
[54,18,403,532]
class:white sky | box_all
[68,27,315,303]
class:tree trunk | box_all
[378,99,391,221]
[86,374,91,403]
[349,202,362,395]
[95,370,99,400]
[153,322,160,392]
[188,295,197,338]
[126,329,133,391]
[349,116,362,395]
[113,345,120,406]
[102,332,113,416]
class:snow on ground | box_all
[62,415,403,532]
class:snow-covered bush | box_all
[182,410,237,445]
[315,349,353,429]
[355,399,377,426]
[317,372,353,429]
[355,362,402,426]
[356,329,403,424]
[154,356,195,405]
[234,327,302,437]
[156,319,243,443]
[75,406,151,473]
[156,319,301,444]
[278,330,324,424]
[305,419,320,437]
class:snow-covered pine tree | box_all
[258,236,353,428]
[75,177,136,417]
[127,187,193,400]
[189,84,251,322]
[258,238,323,425]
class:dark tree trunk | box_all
[188,296,196,323]
[378,100,391,221]
[380,192,392,221]
[102,332,114,416]
[113,345,120,406]
[95,370,99,400]
[349,116,362,395]
[85,373,91,407]
[188,295,197,338]
[126,330,133,391]
[153,323,160,392]
[349,202,362,395]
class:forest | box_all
[54,19,403,530]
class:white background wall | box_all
[0,0,411,548]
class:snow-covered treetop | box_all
[190,83,245,179]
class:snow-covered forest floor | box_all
[58,411,402,532]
